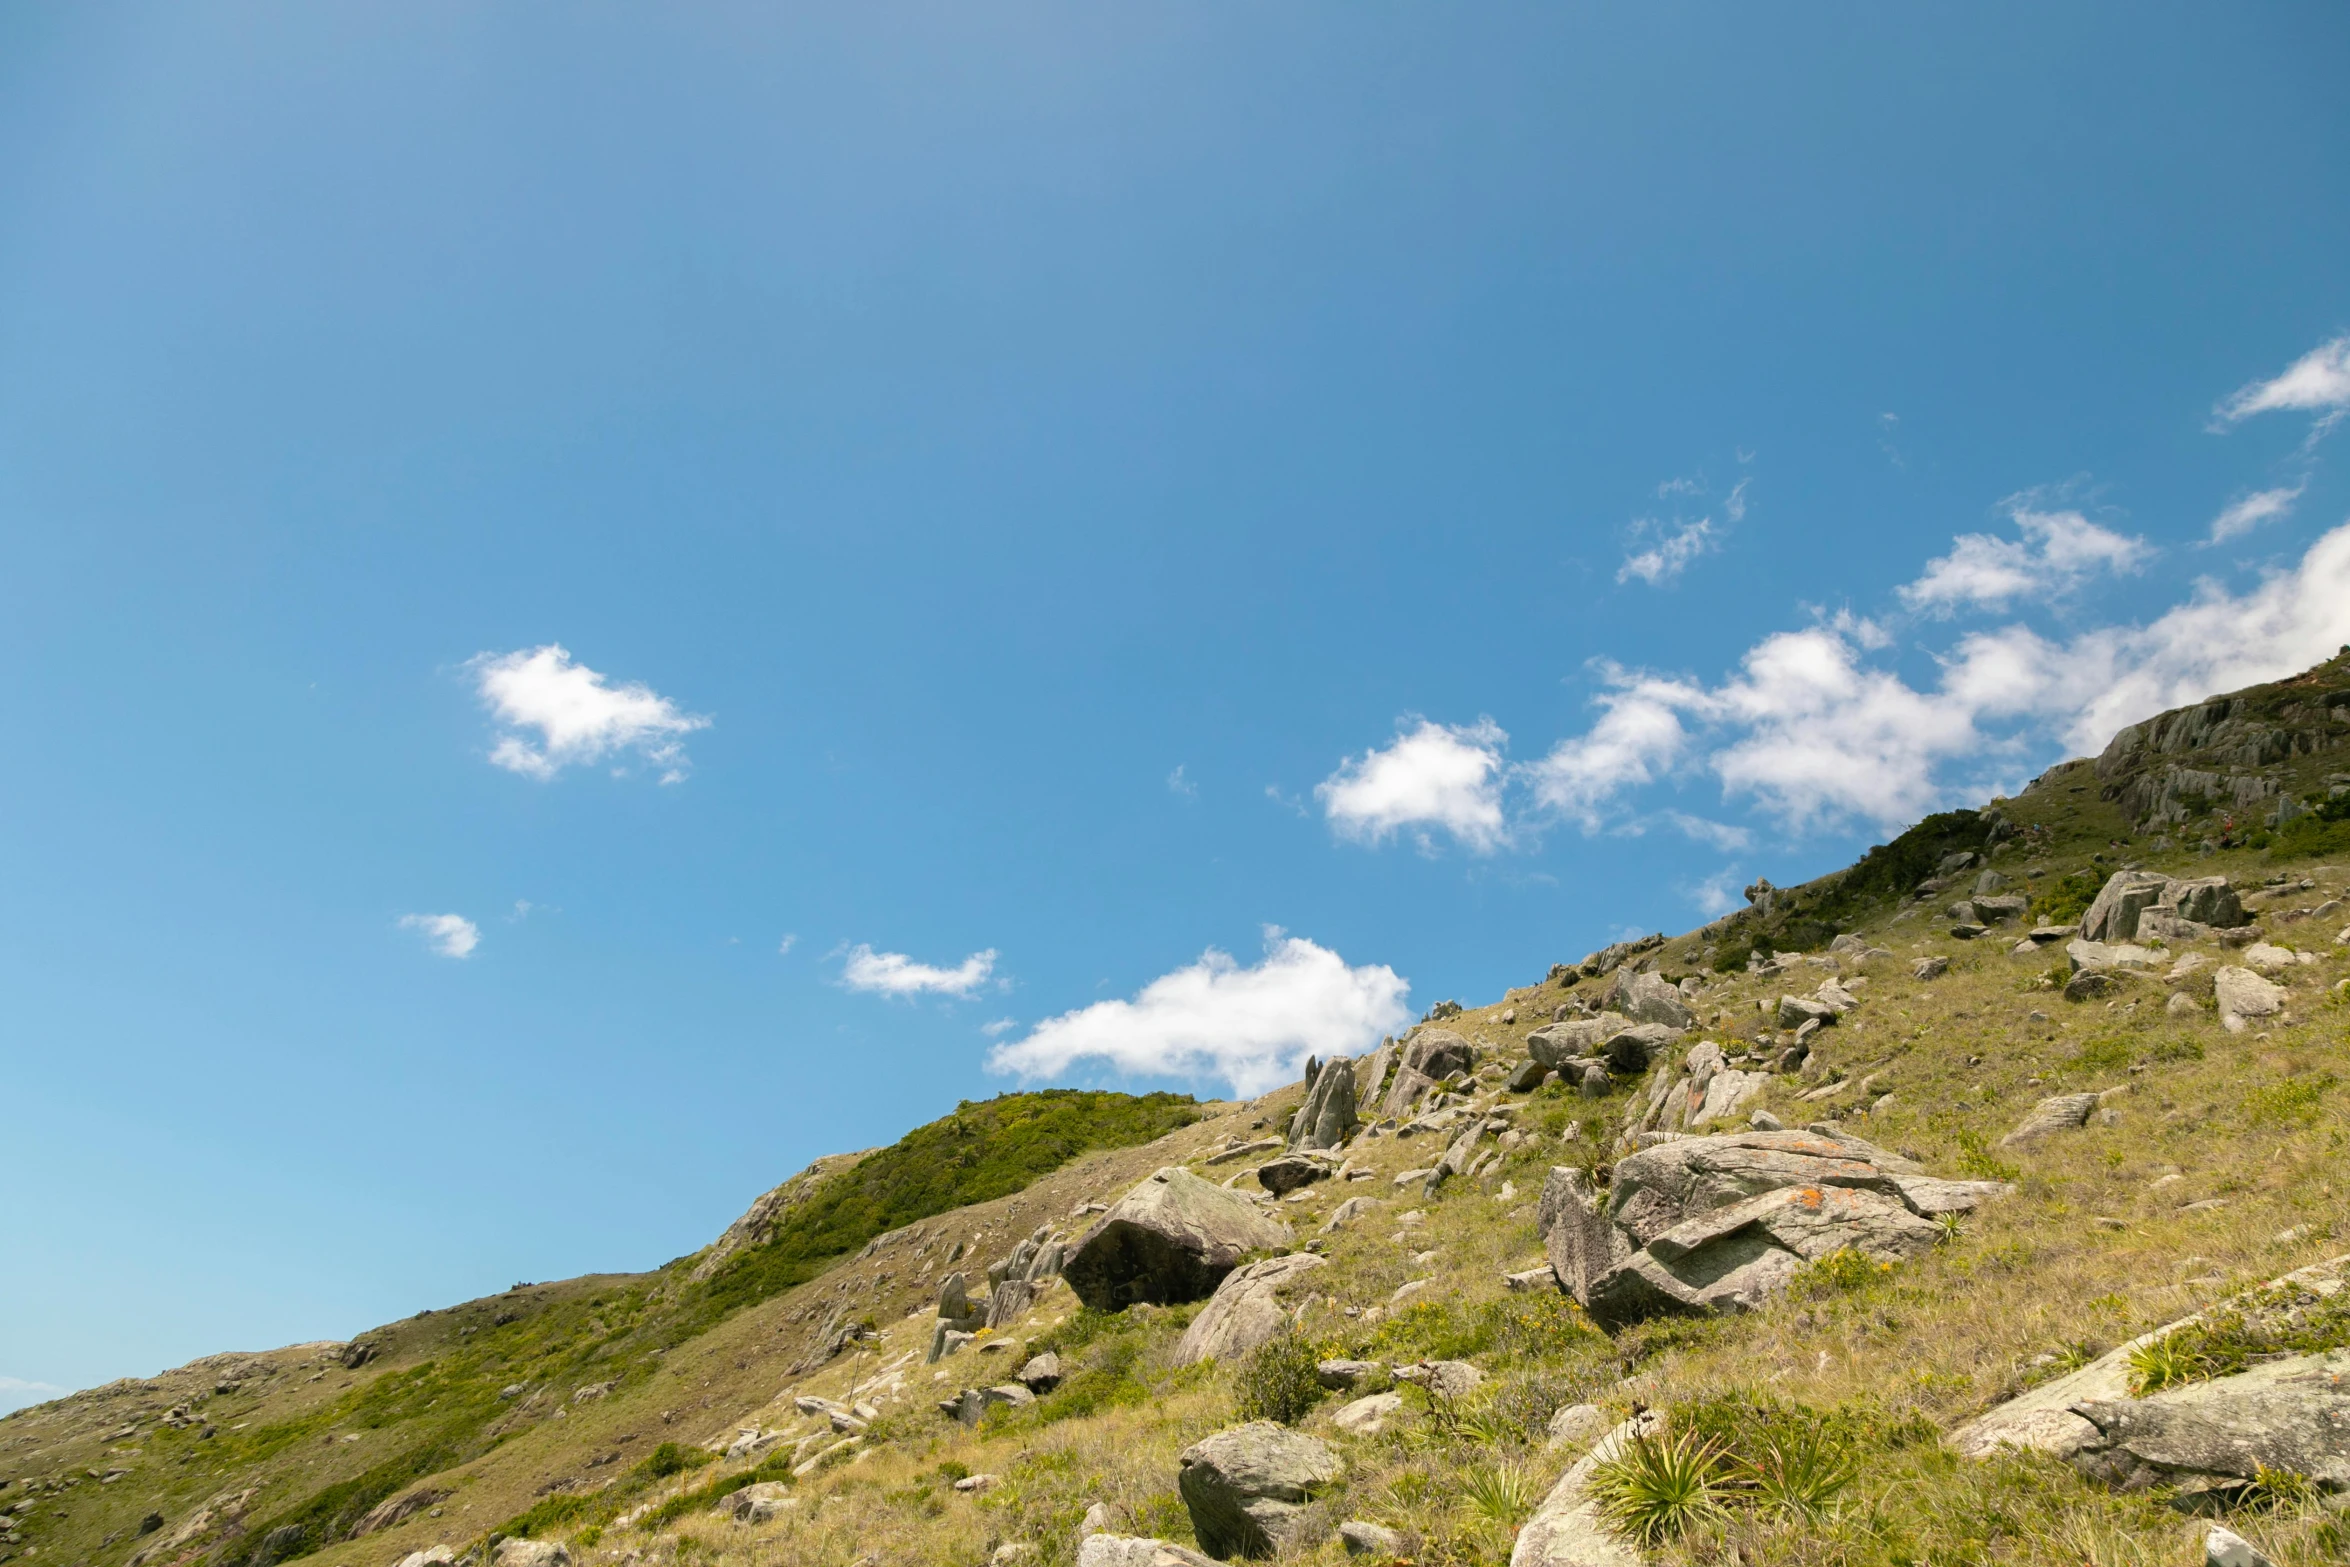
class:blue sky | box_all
[5,3,2348,1406]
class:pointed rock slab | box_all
[1063,1167,1293,1311]
[1510,1410,1661,1567]
[2080,870,2172,942]
[1288,1056,1359,1152]
[1171,1253,1329,1368]
[1585,1185,1939,1326]
[1177,1422,1341,1559]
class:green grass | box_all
[2127,1285,2350,1395]
[695,1091,1200,1318]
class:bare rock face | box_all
[1604,967,1694,1029]
[1177,1422,1341,1559]
[1536,1130,2001,1329]
[2070,1351,2350,1498]
[2214,965,2287,1032]
[2080,869,2248,942]
[1510,1409,1661,1567]
[1288,1056,1359,1151]
[1380,1029,1476,1117]
[1063,1168,1293,1311]
[1171,1253,1328,1368]
[2080,871,2172,942]
[1999,1093,2098,1147]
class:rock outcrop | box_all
[1380,1030,1476,1118]
[1063,1168,1292,1311]
[2214,966,2287,1032]
[1177,1422,1341,1559]
[1538,1130,2001,1328]
[2078,870,2249,943]
[1171,1253,1328,1368]
[1510,1409,1661,1567]
[1603,967,1694,1029]
[1287,1056,1359,1151]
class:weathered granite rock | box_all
[1178,1422,1341,1559]
[1525,1016,1626,1071]
[2204,1526,2277,1567]
[1331,1392,1403,1435]
[1537,1130,1997,1328]
[1507,1059,1554,1093]
[2066,939,2160,974]
[1063,1168,1293,1311]
[1606,967,1695,1029]
[1338,1521,1406,1557]
[1315,1358,1381,1389]
[494,1544,570,1567]
[727,1482,796,1524]
[1255,1151,1340,1195]
[1288,1056,1359,1152]
[2214,966,2286,1033]
[2080,871,2172,942]
[2070,1350,2350,1497]
[1509,1410,1661,1567]
[1999,1093,2098,1147]
[1171,1254,1328,1368]
[1075,1536,1219,1567]
[1016,1352,1063,1392]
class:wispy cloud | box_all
[839,944,997,998]
[1618,518,1718,586]
[1898,496,2149,615]
[2207,483,2306,544]
[468,645,710,783]
[1316,718,1509,853]
[2215,335,2350,430]
[1662,812,1752,852]
[776,933,798,956]
[1167,765,1198,800]
[398,913,479,959]
[0,1376,64,1415]
[987,930,1409,1096]
[1687,867,1747,919]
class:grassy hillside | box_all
[7,659,2348,1567]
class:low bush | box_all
[1234,1330,1324,1425]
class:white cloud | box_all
[1618,518,1718,586]
[1662,812,1752,852]
[839,944,997,998]
[1657,476,1702,497]
[1899,500,2149,614]
[1316,718,1509,852]
[0,1376,64,1415]
[2207,483,2306,544]
[986,931,1410,1096]
[399,913,480,959]
[980,1017,1018,1038]
[776,933,798,956]
[1724,479,1750,524]
[1522,673,1697,828]
[1167,764,1198,800]
[1687,867,1746,919]
[2216,336,2350,427]
[468,645,710,783]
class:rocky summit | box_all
[9,653,2350,1567]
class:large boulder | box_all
[2070,1352,2350,1497]
[1536,1130,2002,1329]
[2214,966,2287,1033]
[1255,1151,1340,1195]
[1177,1422,1341,1559]
[1378,1029,1475,1117]
[2080,870,2172,942]
[1171,1254,1328,1368]
[1604,967,1694,1029]
[1062,1168,1293,1311]
[1287,1056,1359,1151]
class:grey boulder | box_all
[2070,1351,2350,1498]
[1016,1352,1062,1392]
[1178,1422,1341,1559]
[1255,1151,1339,1195]
[1999,1093,2097,1147]
[1339,1521,1406,1557]
[2214,966,2286,1033]
[1171,1253,1327,1368]
[1288,1056,1359,1152]
[1076,1537,1219,1567]
[1063,1167,1293,1311]
[1605,967,1694,1029]
[1510,1410,1661,1567]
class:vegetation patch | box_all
[2127,1285,2350,1395]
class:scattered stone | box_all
[1255,1152,1340,1195]
[1063,1167,1292,1310]
[2001,1093,2098,1146]
[1171,1253,1328,1368]
[2167,992,2201,1018]
[2066,938,2159,974]
[1394,1359,1485,1399]
[1544,1404,1607,1449]
[1322,1196,1379,1231]
[2205,1528,2276,1567]
[1605,967,1695,1029]
[1504,1266,1556,1292]
[1177,1422,1342,1559]
[1331,1392,1404,1436]
[1203,1138,1286,1166]
[1315,1359,1381,1390]
[493,1543,569,1567]
[2242,943,2298,973]
[1506,1059,1553,1093]
[2062,970,2126,1002]
[1081,1502,1114,1536]
[1339,1520,1406,1557]
[953,1474,999,1493]
[1913,956,1949,980]
[728,1482,796,1524]
[1016,1353,1062,1393]
[1075,1535,1218,1567]
[1512,1410,1661,1567]
[2213,966,2287,1033]
[1749,1109,1782,1131]
[991,1545,1038,1566]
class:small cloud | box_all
[467,645,710,783]
[506,899,541,922]
[0,1376,64,1415]
[1657,475,1703,497]
[987,930,1410,1097]
[399,913,480,959]
[1662,812,1752,852]
[777,933,798,956]
[980,1017,1018,1038]
[1877,412,1905,469]
[839,944,997,998]
[2207,482,2306,544]
[1167,765,1198,800]
[1687,867,1747,919]
[1735,446,1758,464]
[1264,784,1309,817]
[1617,518,1718,587]
[1315,718,1510,853]
[1724,478,1750,524]
[2214,335,2350,431]
[1898,495,2149,615]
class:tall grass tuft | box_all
[1587,1430,1723,1546]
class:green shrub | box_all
[640,1442,714,1480]
[1951,1129,2020,1184]
[2245,1074,2335,1127]
[1234,1330,1324,1426]
[1588,1430,1724,1545]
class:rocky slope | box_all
[9,651,2350,1567]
